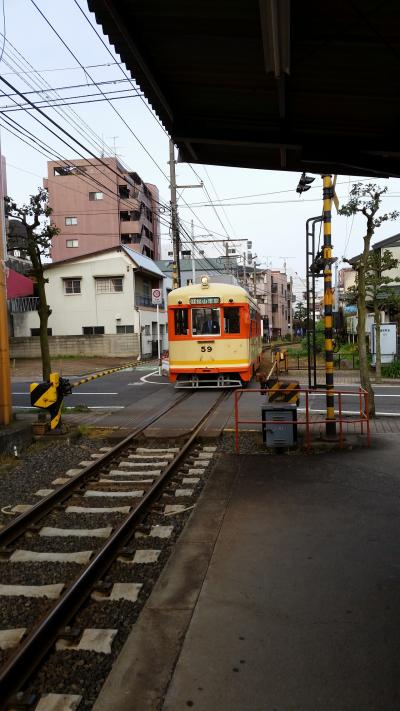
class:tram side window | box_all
[174,308,189,335]
[192,308,220,335]
[224,307,240,334]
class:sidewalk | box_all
[10,357,159,382]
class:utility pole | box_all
[334,261,339,311]
[322,174,336,437]
[253,261,257,298]
[0,138,11,425]
[243,252,247,289]
[169,139,181,288]
[191,219,196,285]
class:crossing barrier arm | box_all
[30,360,139,430]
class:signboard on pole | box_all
[370,322,397,365]
[152,288,162,305]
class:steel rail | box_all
[0,391,227,708]
[0,391,191,549]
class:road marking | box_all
[140,370,170,384]
[86,405,125,409]
[12,392,118,395]
[298,407,400,418]
[310,393,400,398]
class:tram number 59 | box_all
[201,346,213,352]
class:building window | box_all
[54,166,86,177]
[31,328,52,336]
[65,216,77,225]
[82,326,105,335]
[64,278,81,294]
[95,277,123,294]
[144,325,151,336]
[281,304,284,314]
[116,325,134,334]
[66,239,79,248]
[119,185,130,199]
[120,211,130,222]
[272,304,278,313]
[89,191,103,201]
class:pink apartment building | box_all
[44,157,161,263]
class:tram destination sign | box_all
[189,297,220,304]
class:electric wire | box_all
[29,0,171,182]
[0,37,114,157]
[0,0,5,65]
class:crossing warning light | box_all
[296,173,315,195]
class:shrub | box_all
[381,360,400,378]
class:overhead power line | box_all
[1,90,143,111]
[0,61,123,75]
[29,0,170,183]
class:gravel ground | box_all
[0,435,110,525]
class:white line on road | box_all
[140,371,170,385]
[298,408,400,417]
[13,392,118,395]
[86,406,125,409]
[310,393,400,398]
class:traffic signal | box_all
[296,173,315,194]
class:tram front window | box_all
[174,308,189,335]
[224,306,240,334]
[192,308,220,335]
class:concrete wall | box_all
[10,334,139,359]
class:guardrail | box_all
[233,387,370,453]
[287,353,400,370]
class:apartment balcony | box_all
[8,296,39,313]
[135,295,165,309]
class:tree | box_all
[339,183,399,415]
[5,189,59,380]
[293,301,307,330]
[345,249,400,380]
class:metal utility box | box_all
[262,403,297,447]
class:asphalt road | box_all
[12,364,170,412]
[12,368,400,417]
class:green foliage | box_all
[293,301,307,326]
[299,320,325,355]
[338,182,399,229]
[381,360,400,378]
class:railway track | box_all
[0,391,227,710]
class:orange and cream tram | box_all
[167,276,262,387]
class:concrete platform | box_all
[94,434,400,711]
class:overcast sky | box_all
[1,0,400,283]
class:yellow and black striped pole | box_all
[322,174,336,436]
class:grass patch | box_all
[61,403,90,413]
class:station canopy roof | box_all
[88,0,400,178]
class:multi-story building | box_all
[45,157,161,263]
[242,267,293,339]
